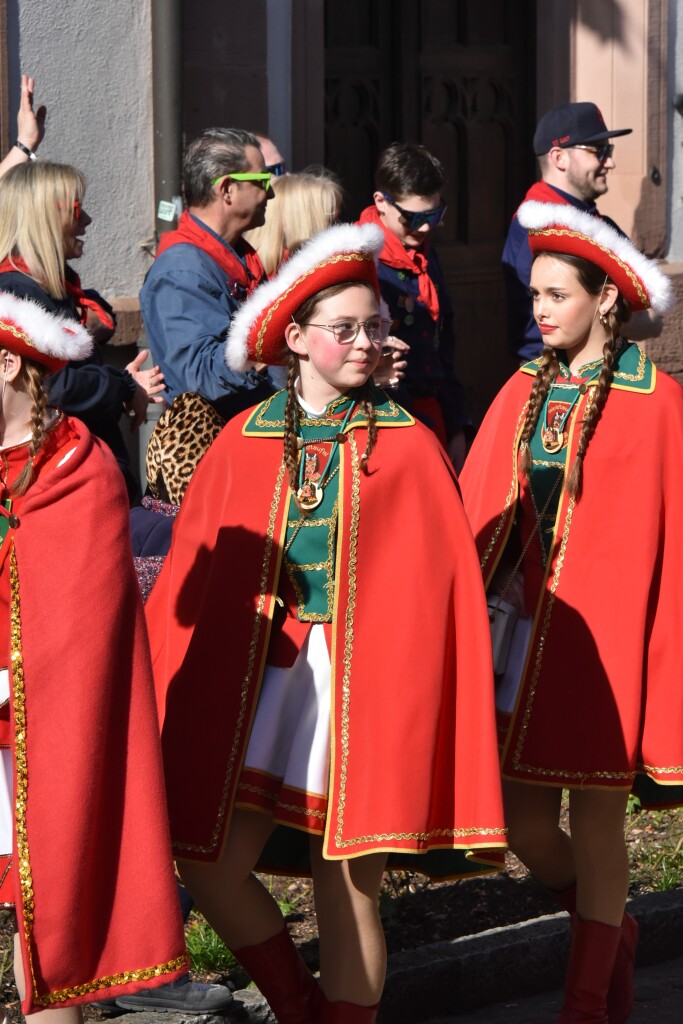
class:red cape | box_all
[460,351,683,790]
[6,417,186,1013]
[146,392,506,877]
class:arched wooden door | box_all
[324,0,537,419]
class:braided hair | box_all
[358,383,378,472]
[283,282,380,495]
[521,251,631,502]
[12,359,50,497]
[519,347,560,479]
[283,355,301,494]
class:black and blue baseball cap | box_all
[533,102,632,156]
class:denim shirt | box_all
[140,215,275,419]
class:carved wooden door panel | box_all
[324,0,537,418]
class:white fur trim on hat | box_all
[0,292,93,361]
[226,222,385,371]
[517,201,674,314]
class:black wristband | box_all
[14,140,37,161]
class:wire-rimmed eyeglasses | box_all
[295,317,392,345]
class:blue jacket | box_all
[140,215,275,422]
[0,270,140,500]
[375,243,469,437]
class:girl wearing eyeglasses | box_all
[146,222,506,1024]
[358,142,470,471]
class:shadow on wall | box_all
[576,0,630,52]
[632,172,666,260]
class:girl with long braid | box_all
[460,202,682,1024]
[146,223,506,1024]
[0,293,187,1020]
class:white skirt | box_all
[236,624,331,832]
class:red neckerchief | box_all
[0,257,114,331]
[359,205,440,322]
[156,211,266,297]
[65,267,114,329]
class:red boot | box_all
[320,995,380,1022]
[609,911,638,1024]
[551,887,638,1023]
[233,923,321,1024]
[559,916,621,1023]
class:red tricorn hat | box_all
[518,202,673,314]
[0,292,92,371]
[226,222,383,370]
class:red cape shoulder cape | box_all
[146,392,506,877]
[460,352,683,790]
[5,417,186,1013]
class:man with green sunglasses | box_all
[141,127,276,432]
[211,171,272,191]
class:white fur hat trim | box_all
[0,292,93,361]
[226,222,385,371]
[517,201,674,314]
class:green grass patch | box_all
[185,914,237,974]
[626,806,683,893]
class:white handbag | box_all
[486,471,563,675]
[487,596,519,676]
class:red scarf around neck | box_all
[0,256,114,330]
[358,205,440,321]
[156,211,266,297]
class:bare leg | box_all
[178,808,281,948]
[502,780,575,891]
[310,838,388,1006]
[182,810,322,1024]
[568,788,630,926]
[13,934,82,1024]
[504,783,632,1022]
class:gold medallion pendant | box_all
[541,403,568,453]
[296,481,323,511]
[541,427,565,454]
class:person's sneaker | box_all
[115,974,234,1013]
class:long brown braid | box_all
[283,355,301,494]
[358,382,378,474]
[565,331,618,501]
[519,348,560,478]
[12,361,49,497]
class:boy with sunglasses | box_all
[359,142,469,470]
[502,102,661,361]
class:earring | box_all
[599,312,608,326]
[1,353,9,406]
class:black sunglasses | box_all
[381,192,446,230]
[569,143,615,163]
